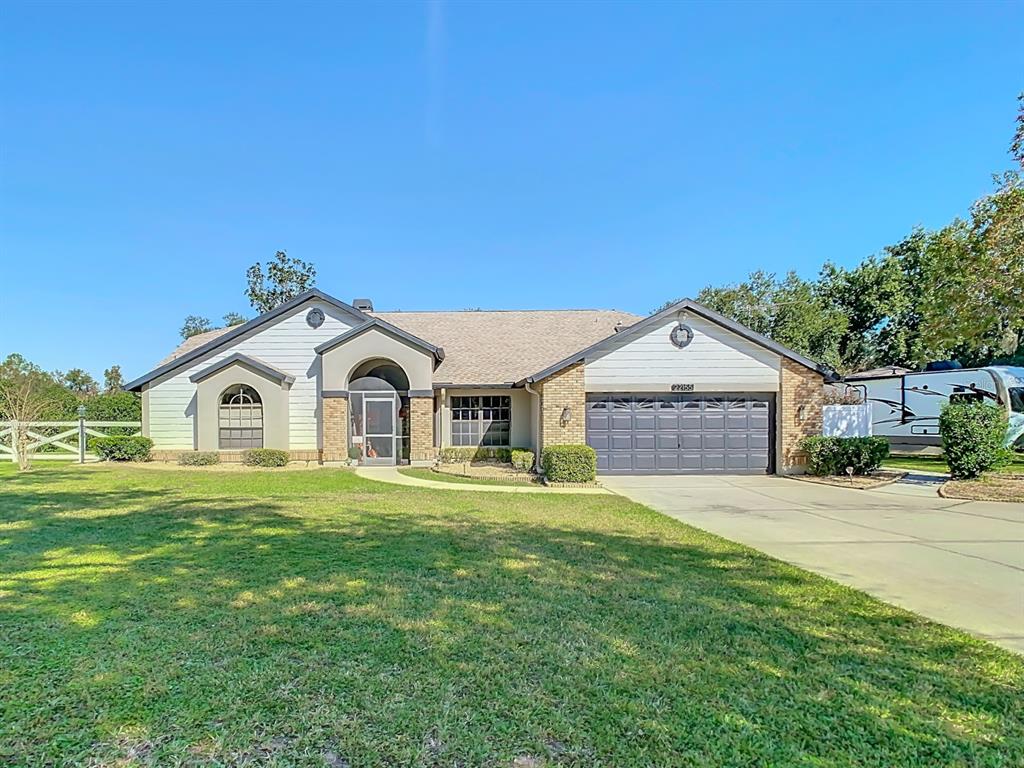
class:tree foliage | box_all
[103,365,124,392]
[245,250,317,314]
[222,312,247,327]
[60,368,99,397]
[180,315,213,340]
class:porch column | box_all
[323,395,349,463]
[409,396,435,463]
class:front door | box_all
[363,394,397,465]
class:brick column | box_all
[322,396,349,463]
[409,396,435,463]
[779,359,824,473]
[538,362,586,454]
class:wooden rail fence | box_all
[0,420,142,463]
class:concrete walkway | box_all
[602,473,1024,653]
[355,466,610,494]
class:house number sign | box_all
[671,383,695,392]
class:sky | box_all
[1,1,1021,382]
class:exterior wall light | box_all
[797,404,806,421]
[560,406,573,426]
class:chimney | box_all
[353,298,374,312]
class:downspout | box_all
[524,379,542,472]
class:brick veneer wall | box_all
[409,396,435,462]
[779,359,824,472]
[322,396,349,463]
[538,362,586,453]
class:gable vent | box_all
[353,298,374,311]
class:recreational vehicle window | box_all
[1010,387,1024,413]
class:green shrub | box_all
[801,436,889,476]
[510,449,535,472]
[242,448,290,467]
[541,444,597,483]
[437,446,527,464]
[348,446,362,461]
[89,435,153,462]
[939,402,1011,479]
[178,451,220,466]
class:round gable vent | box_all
[669,322,693,349]
[306,308,325,329]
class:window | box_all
[219,384,263,449]
[451,395,510,447]
[1009,387,1024,414]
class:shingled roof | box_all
[156,308,641,386]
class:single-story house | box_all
[125,289,828,474]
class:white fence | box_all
[822,404,872,438]
[0,420,142,462]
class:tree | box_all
[245,250,317,314]
[103,365,124,392]
[222,312,247,327]
[1012,92,1023,170]
[61,368,99,398]
[180,315,213,340]
[0,357,63,470]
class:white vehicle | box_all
[844,366,1024,453]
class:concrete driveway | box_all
[601,473,1024,653]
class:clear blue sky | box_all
[1,1,1021,382]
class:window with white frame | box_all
[450,395,510,447]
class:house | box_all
[125,289,828,474]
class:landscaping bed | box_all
[790,469,907,490]
[940,473,1024,502]
[432,460,539,484]
[2,463,1022,766]
[399,466,540,487]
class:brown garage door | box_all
[585,393,775,474]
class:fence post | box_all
[9,421,16,463]
[78,406,87,464]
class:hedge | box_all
[939,402,1011,479]
[510,449,535,472]
[800,436,889,476]
[541,445,597,483]
[89,435,153,462]
[437,446,529,464]
[242,448,290,467]
[178,451,220,466]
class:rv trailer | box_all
[843,366,1024,455]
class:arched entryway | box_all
[348,359,412,465]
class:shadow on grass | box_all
[1,468,1022,766]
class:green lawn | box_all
[398,466,540,486]
[2,464,1022,766]
[885,452,1024,475]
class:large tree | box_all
[103,365,124,392]
[60,368,99,398]
[245,250,317,314]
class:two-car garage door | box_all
[586,393,774,474]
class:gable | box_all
[584,310,782,391]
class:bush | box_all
[89,435,153,462]
[801,436,889,476]
[939,402,1011,479]
[541,445,597,483]
[437,446,527,464]
[510,449,535,472]
[242,448,290,467]
[348,446,362,461]
[178,451,220,466]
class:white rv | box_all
[844,366,1024,454]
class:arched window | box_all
[219,384,263,449]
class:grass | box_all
[398,466,540,486]
[884,452,1024,475]
[2,463,1023,767]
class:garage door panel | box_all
[634,433,656,450]
[586,393,774,475]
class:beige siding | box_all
[584,311,781,392]
[144,300,357,450]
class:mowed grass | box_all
[884,452,1024,475]
[1,464,1022,767]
